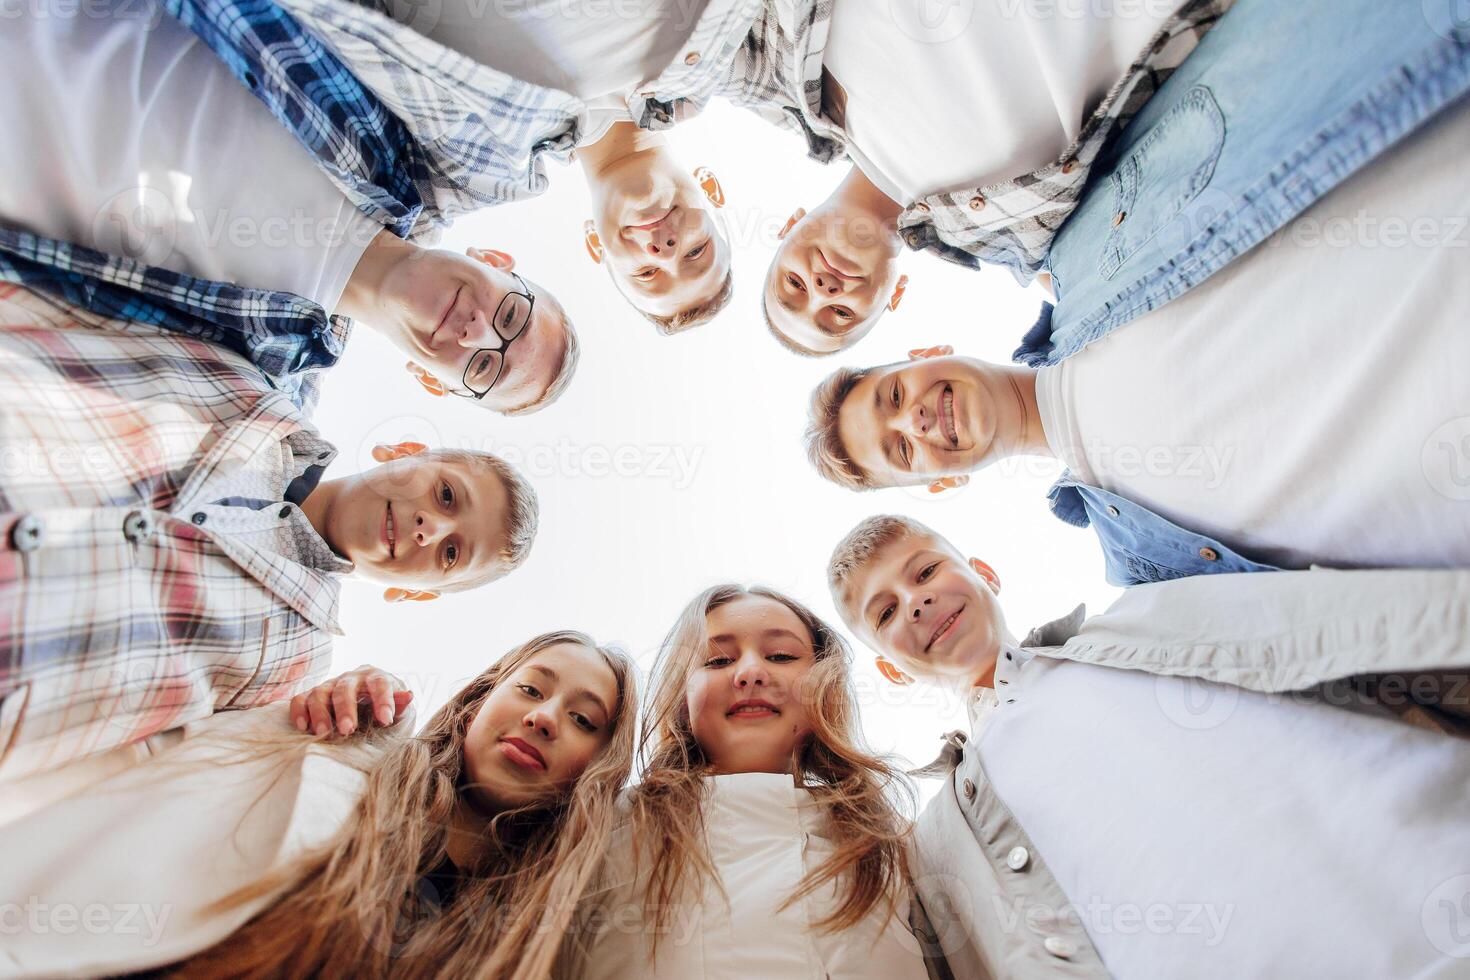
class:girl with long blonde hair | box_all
[573,585,931,979]
[1,631,637,980]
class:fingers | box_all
[366,672,396,726]
[306,682,335,738]
[290,692,310,732]
[332,672,363,735]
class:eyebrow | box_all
[708,627,809,646]
[527,663,612,719]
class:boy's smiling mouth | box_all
[940,384,960,447]
[428,285,462,351]
[383,500,398,559]
[926,605,965,653]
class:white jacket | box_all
[575,771,933,980]
[0,703,398,978]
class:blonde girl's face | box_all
[462,643,620,811]
[685,595,817,775]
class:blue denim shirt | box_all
[1017,0,1470,367]
[1049,476,1278,587]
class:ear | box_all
[383,588,440,603]
[693,166,725,208]
[371,442,429,463]
[907,345,953,360]
[778,207,807,240]
[582,220,605,265]
[466,247,515,271]
[926,475,970,494]
[887,274,910,312]
[875,657,915,686]
[968,558,1002,594]
[405,361,448,397]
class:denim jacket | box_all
[1016,0,1470,366]
[1048,475,1277,587]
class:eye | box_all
[635,267,658,282]
[500,306,516,329]
[833,307,854,321]
[876,604,896,628]
[571,712,599,734]
[918,561,940,582]
[898,437,912,468]
[442,541,459,571]
[703,655,734,668]
[785,273,806,293]
[438,481,455,508]
[767,651,799,663]
[686,241,709,260]
[516,683,543,700]
[891,381,901,408]
[472,353,495,379]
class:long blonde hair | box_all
[630,585,913,953]
[177,631,637,980]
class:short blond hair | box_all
[422,448,539,592]
[505,295,578,416]
[827,514,936,617]
[806,366,878,490]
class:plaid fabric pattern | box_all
[0,228,344,415]
[718,0,1235,282]
[0,285,343,783]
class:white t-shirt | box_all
[0,4,379,314]
[1035,95,1470,570]
[981,651,1470,979]
[410,0,709,145]
[824,0,1181,202]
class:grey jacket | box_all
[912,566,1470,979]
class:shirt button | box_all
[968,195,986,211]
[1061,158,1078,175]
[1112,211,1127,227]
[278,505,292,519]
[191,512,208,526]
[317,451,331,461]
[1106,505,1121,518]
[1006,846,1030,871]
[122,511,153,542]
[915,202,931,213]
[1199,546,1220,561]
[683,50,701,66]
[962,778,976,801]
[9,514,45,552]
[1044,936,1077,960]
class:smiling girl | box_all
[1,632,636,979]
[572,585,933,979]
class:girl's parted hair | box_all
[175,631,637,980]
[629,584,913,957]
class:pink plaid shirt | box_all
[0,285,344,782]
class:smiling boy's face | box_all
[320,453,511,591]
[375,247,570,412]
[587,148,731,321]
[765,204,901,354]
[841,531,1006,684]
[837,355,1001,485]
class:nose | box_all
[812,270,844,296]
[456,308,493,348]
[909,594,934,623]
[522,704,557,740]
[901,402,930,437]
[412,509,448,547]
[733,653,770,690]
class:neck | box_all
[972,654,999,690]
[995,366,1052,460]
[299,478,343,553]
[575,121,670,181]
[337,228,415,325]
[444,797,499,870]
[834,165,903,236]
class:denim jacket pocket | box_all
[1100,86,1226,280]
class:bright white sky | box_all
[314,101,1121,796]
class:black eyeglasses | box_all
[455,273,535,399]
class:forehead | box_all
[836,369,896,482]
[706,594,814,646]
[517,643,619,704]
[492,302,566,410]
[439,457,511,580]
[844,532,940,608]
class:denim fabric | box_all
[1017,0,1470,366]
[1048,476,1279,587]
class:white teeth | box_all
[943,390,958,445]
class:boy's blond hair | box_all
[806,366,879,490]
[827,514,938,618]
